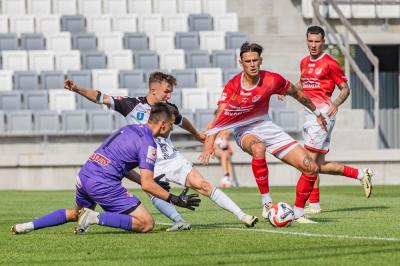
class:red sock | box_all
[309,188,320,203]
[342,166,359,179]
[295,173,318,208]
[251,158,269,194]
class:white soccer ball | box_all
[267,202,295,227]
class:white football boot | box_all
[262,202,272,219]
[294,216,317,224]
[304,205,322,215]
[166,221,192,232]
[75,208,99,235]
[11,222,34,235]
[241,214,259,228]
[361,168,373,198]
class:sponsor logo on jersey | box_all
[240,91,252,96]
[241,97,248,103]
[219,93,227,101]
[308,63,315,67]
[136,112,145,121]
[315,67,322,75]
[89,153,111,166]
[252,95,261,103]
[146,146,157,164]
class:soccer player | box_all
[295,26,373,214]
[12,103,201,234]
[200,42,327,223]
[63,72,258,228]
[214,129,236,187]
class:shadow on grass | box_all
[324,206,388,213]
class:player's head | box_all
[239,42,263,78]
[306,26,325,57]
[148,72,177,104]
[148,102,175,138]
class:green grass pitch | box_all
[1,186,400,265]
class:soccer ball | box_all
[267,202,295,227]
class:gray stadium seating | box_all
[6,110,33,135]
[77,92,101,110]
[87,110,114,134]
[271,109,299,132]
[123,33,149,51]
[0,111,4,135]
[119,70,146,89]
[175,32,200,50]
[14,71,39,91]
[269,95,286,109]
[41,71,65,90]
[20,33,45,50]
[226,32,248,49]
[223,68,241,83]
[172,109,194,134]
[61,110,87,134]
[61,15,86,33]
[24,90,48,110]
[169,89,182,108]
[188,14,213,31]
[212,50,236,69]
[171,69,196,88]
[81,51,107,69]
[144,69,168,83]
[0,91,22,110]
[129,89,148,98]
[186,50,210,68]
[195,108,214,130]
[34,110,59,135]
[134,51,159,70]
[72,33,97,51]
[67,70,92,88]
[0,33,18,51]
[114,112,128,130]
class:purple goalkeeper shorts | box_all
[75,174,140,214]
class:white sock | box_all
[294,206,304,219]
[261,193,272,205]
[357,169,364,180]
[210,188,245,220]
[89,210,100,224]
[309,203,320,209]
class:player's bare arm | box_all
[64,79,112,107]
[180,117,206,143]
[327,82,350,117]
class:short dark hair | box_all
[240,42,263,58]
[149,102,174,123]
[306,26,325,39]
[148,72,177,88]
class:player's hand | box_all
[277,95,285,101]
[64,79,79,92]
[168,188,201,211]
[196,131,206,143]
[154,174,171,192]
[327,104,338,118]
[199,137,215,165]
[316,114,328,132]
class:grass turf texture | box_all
[1,186,400,265]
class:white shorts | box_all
[233,116,298,159]
[154,154,193,186]
[303,106,335,154]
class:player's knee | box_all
[140,216,154,233]
[251,143,266,158]
[200,180,212,194]
[303,162,319,176]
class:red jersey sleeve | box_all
[328,58,347,85]
[217,80,235,105]
[272,73,291,95]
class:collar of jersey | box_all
[309,52,326,62]
[240,72,260,91]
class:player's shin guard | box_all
[151,196,185,223]
[98,212,132,231]
[210,187,245,220]
[295,174,318,217]
[342,166,361,179]
[32,209,67,230]
[251,158,269,194]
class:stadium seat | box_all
[206,87,222,108]
[188,14,213,31]
[169,89,182,108]
[33,110,59,134]
[159,49,185,71]
[49,89,76,111]
[24,90,49,110]
[81,51,107,69]
[0,91,22,110]
[41,71,65,90]
[0,16,9,34]
[172,108,193,134]
[20,33,45,50]
[0,33,18,51]
[77,92,101,110]
[202,0,227,15]
[214,14,238,32]
[302,0,328,19]
[134,50,159,70]
[269,94,286,109]
[149,32,176,51]
[97,32,124,52]
[1,0,26,15]
[144,69,168,83]
[195,108,214,130]
[171,69,196,88]
[153,0,178,15]
[272,109,299,132]
[14,71,39,91]
[61,110,86,134]
[212,50,236,69]
[55,50,81,72]
[67,70,92,88]
[0,70,13,91]
[46,32,72,52]
[78,0,102,15]
[103,0,128,15]
[92,69,119,91]
[28,50,55,72]
[72,33,97,51]
[6,111,33,135]
[123,32,149,51]
[114,112,128,130]
[119,70,146,89]
[181,88,208,110]
[138,14,163,33]
[225,32,248,49]
[107,50,134,70]
[9,15,35,34]
[128,88,148,98]
[35,15,61,35]
[175,32,200,50]
[86,15,112,34]
[351,1,376,18]
[2,51,29,71]
[222,68,240,83]
[127,0,152,14]
[328,1,352,18]
[104,88,129,97]
[376,3,400,18]
[177,0,202,14]
[199,31,225,53]
[52,0,77,15]
[0,111,4,135]
[112,15,138,32]
[164,14,189,32]
[61,15,86,33]
[196,68,222,88]
[87,109,114,134]
[186,50,210,68]
[27,0,51,15]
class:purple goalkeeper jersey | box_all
[78,124,157,184]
